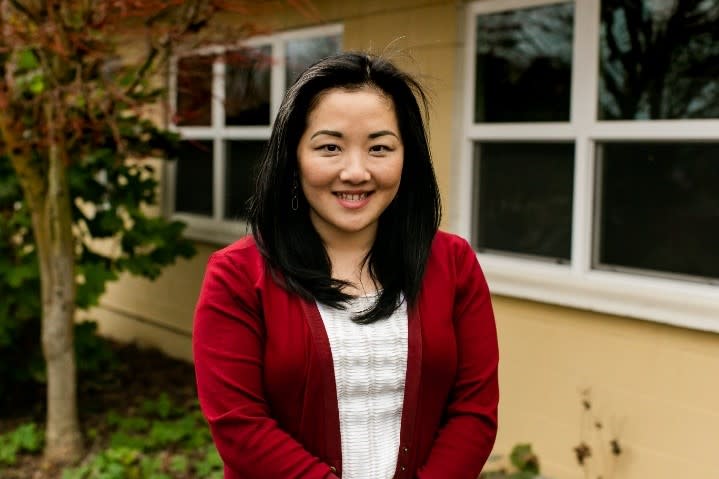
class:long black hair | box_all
[249,52,441,323]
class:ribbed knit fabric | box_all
[316,295,408,479]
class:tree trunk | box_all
[35,146,83,462]
[7,103,84,463]
[38,104,83,463]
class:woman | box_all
[193,52,499,479]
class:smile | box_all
[334,192,371,201]
[333,191,374,209]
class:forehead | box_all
[307,86,396,121]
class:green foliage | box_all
[1,1,199,412]
[61,447,144,479]
[194,447,223,479]
[509,443,540,474]
[169,454,189,474]
[60,395,223,479]
[0,157,42,400]
[0,317,118,406]
[0,402,222,477]
[0,423,44,466]
[0,82,195,404]
[75,321,118,375]
[142,393,180,420]
[481,443,544,479]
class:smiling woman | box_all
[297,87,404,291]
[193,52,499,479]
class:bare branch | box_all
[8,0,41,24]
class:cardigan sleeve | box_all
[193,251,339,479]
[416,238,499,479]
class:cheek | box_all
[298,159,332,192]
[381,156,404,189]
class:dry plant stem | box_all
[580,416,591,479]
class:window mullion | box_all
[455,11,478,239]
[570,0,601,275]
[570,0,600,128]
[164,57,179,218]
[213,58,226,221]
[571,137,595,275]
[271,39,286,123]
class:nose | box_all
[339,149,371,183]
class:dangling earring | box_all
[291,174,299,211]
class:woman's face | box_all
[296,86,404,245]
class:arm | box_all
[417,239,499,479]
[193,252,339,479]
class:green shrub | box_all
[481,443,543,479]
[62,397,223,478]
[0,136,195,411]
[0,423,43,466]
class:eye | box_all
[317,144,340,153]
[369,145,393,154]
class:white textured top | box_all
[317,294,408,479]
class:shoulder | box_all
[205,235,266,286]
[430,230,476,260]
[213,235,262,261]
[424,230,483,284]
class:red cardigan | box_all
[193,231,499,479]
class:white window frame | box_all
[457,0,719,332]
[166,24,343,244]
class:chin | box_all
[334,220,376,235]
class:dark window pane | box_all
[285,35,341,88]
[225,140,266,220]
[596,142,719,280]
[599,2,719,120]
[474,3,574,123]
[176,140,213,216]
[225,47,271,126]
[176,55,214,126]
[474,142,574,260]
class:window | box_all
[474,142,574,261]
[168,25,342,243]
[595,142,719,281]
[461,0,719,331]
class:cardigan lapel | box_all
[393,300,422,478]
[300,299,343,475]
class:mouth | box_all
[333,191,373,201]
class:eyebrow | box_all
[310,130,342,139]
[368,130,399,139]
[309,129,400,140]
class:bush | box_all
[62,394,222,479]
[481,443,544,479]
[0,139,195,412]
[0,423,44,466]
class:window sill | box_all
[172,213,249,246]
[478,253,719,333]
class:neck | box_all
[310,220,378,294]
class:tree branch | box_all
[8,0,40,24]
[125,44,159,95]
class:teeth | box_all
[337,193,368,201]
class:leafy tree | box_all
[0,0,298,463]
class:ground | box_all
[0,341,199,479]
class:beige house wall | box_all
[83,2,719,478]
[493,296,719,479]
